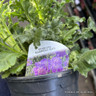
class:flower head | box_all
[56,50,67,57]
[51,57,63,73]
[32,66,48,76]
[35,58,51,67]
[51,57,62,65]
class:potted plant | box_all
[0,0,96,96]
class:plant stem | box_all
[19,2,34,27]
[14,31,28,55]
[1,19,21,52]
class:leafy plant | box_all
[0,0,96,78]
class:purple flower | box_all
[32,53,69,76]
[63,60,69,67]
[32,66,48,76]
[27,59,33,66]
[35,59,50,66]
[32,67,38,76]
[56,50,67,57]
[51,57,63,73]
[41,59,52,73]
[51,64,63,73]
[51,57,62,65]
[35,61,42,67]
[57,67,63,72]
[35,58,52,73]
[38,67,48,75]
[41,58,51,67]
[63,55,69,67]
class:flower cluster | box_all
[27,51,69,76]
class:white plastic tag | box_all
[26,40,69,76]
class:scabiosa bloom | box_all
[38,67,48,75]
[35,58,51,74]
[35,61,42,67]
[41,58,52,73]
[56,50,67,57]
[27,59,33,66]
[51,64,63,73]
[32,66,48,76]
[51,57,62,65]
[35,58,50,67]
[51,57,63,73]
[41,58,51,67]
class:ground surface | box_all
[79,73,96,96]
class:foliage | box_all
[72,49,96,77]
[0,0,96,78]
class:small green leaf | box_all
[1,70,10,79]
[82,28,93,39]
[87,17,96,32]
[71,16,85,23]
[10,62,26,74]
[63,26,79,40]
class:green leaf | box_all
[62,0,74,3]
[70,16,85,23]
[10,62,26,75]
[1,70,10,79]
[87,17,96,32]
[82,28,93,39]
[63,26,79,41]
[72,49,96,77]
[0,51,21,72]
[1,62,26,78]
[81,48,89,53]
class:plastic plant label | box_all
[26,40,70,76]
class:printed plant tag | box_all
[26,40,70,76]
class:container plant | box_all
[0,0,96,96]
